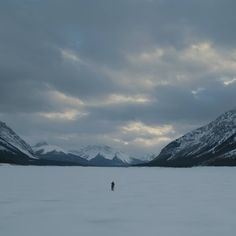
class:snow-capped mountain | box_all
[71,145,145,166]
[33,142,88,166]
[0,121,36,164]
[149,109,236,167]
[34,142,69,155]
[33,143,141,166]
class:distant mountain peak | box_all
[71,144,133,164]
[33,142,68,155]
[33,142,139,166]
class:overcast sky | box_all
[0,0,236,157]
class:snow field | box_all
[0,166,236,236]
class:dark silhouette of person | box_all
[111,181,115,191]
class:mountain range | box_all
[1,108,236,167]
[33,143,143,166]
[0,122,145,166]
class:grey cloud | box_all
[85,81,236,128]
[0,0,236,156]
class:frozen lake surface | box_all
[0,165,236,236]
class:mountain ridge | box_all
[0,121,37,164]
[34,143,144,166]
[148,109,236,167]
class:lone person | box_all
[111,181,115,191]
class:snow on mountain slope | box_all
[34,143,143,166]
[33,142,137,166]
[33,142,69,155]
[71,145,134,164]
[33,142,88,166]
[0,121,35,159]
[150,108,236,167]
[142,154,156,162]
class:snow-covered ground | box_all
[0,166,236,236]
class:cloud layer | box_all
[1,0,236,157]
